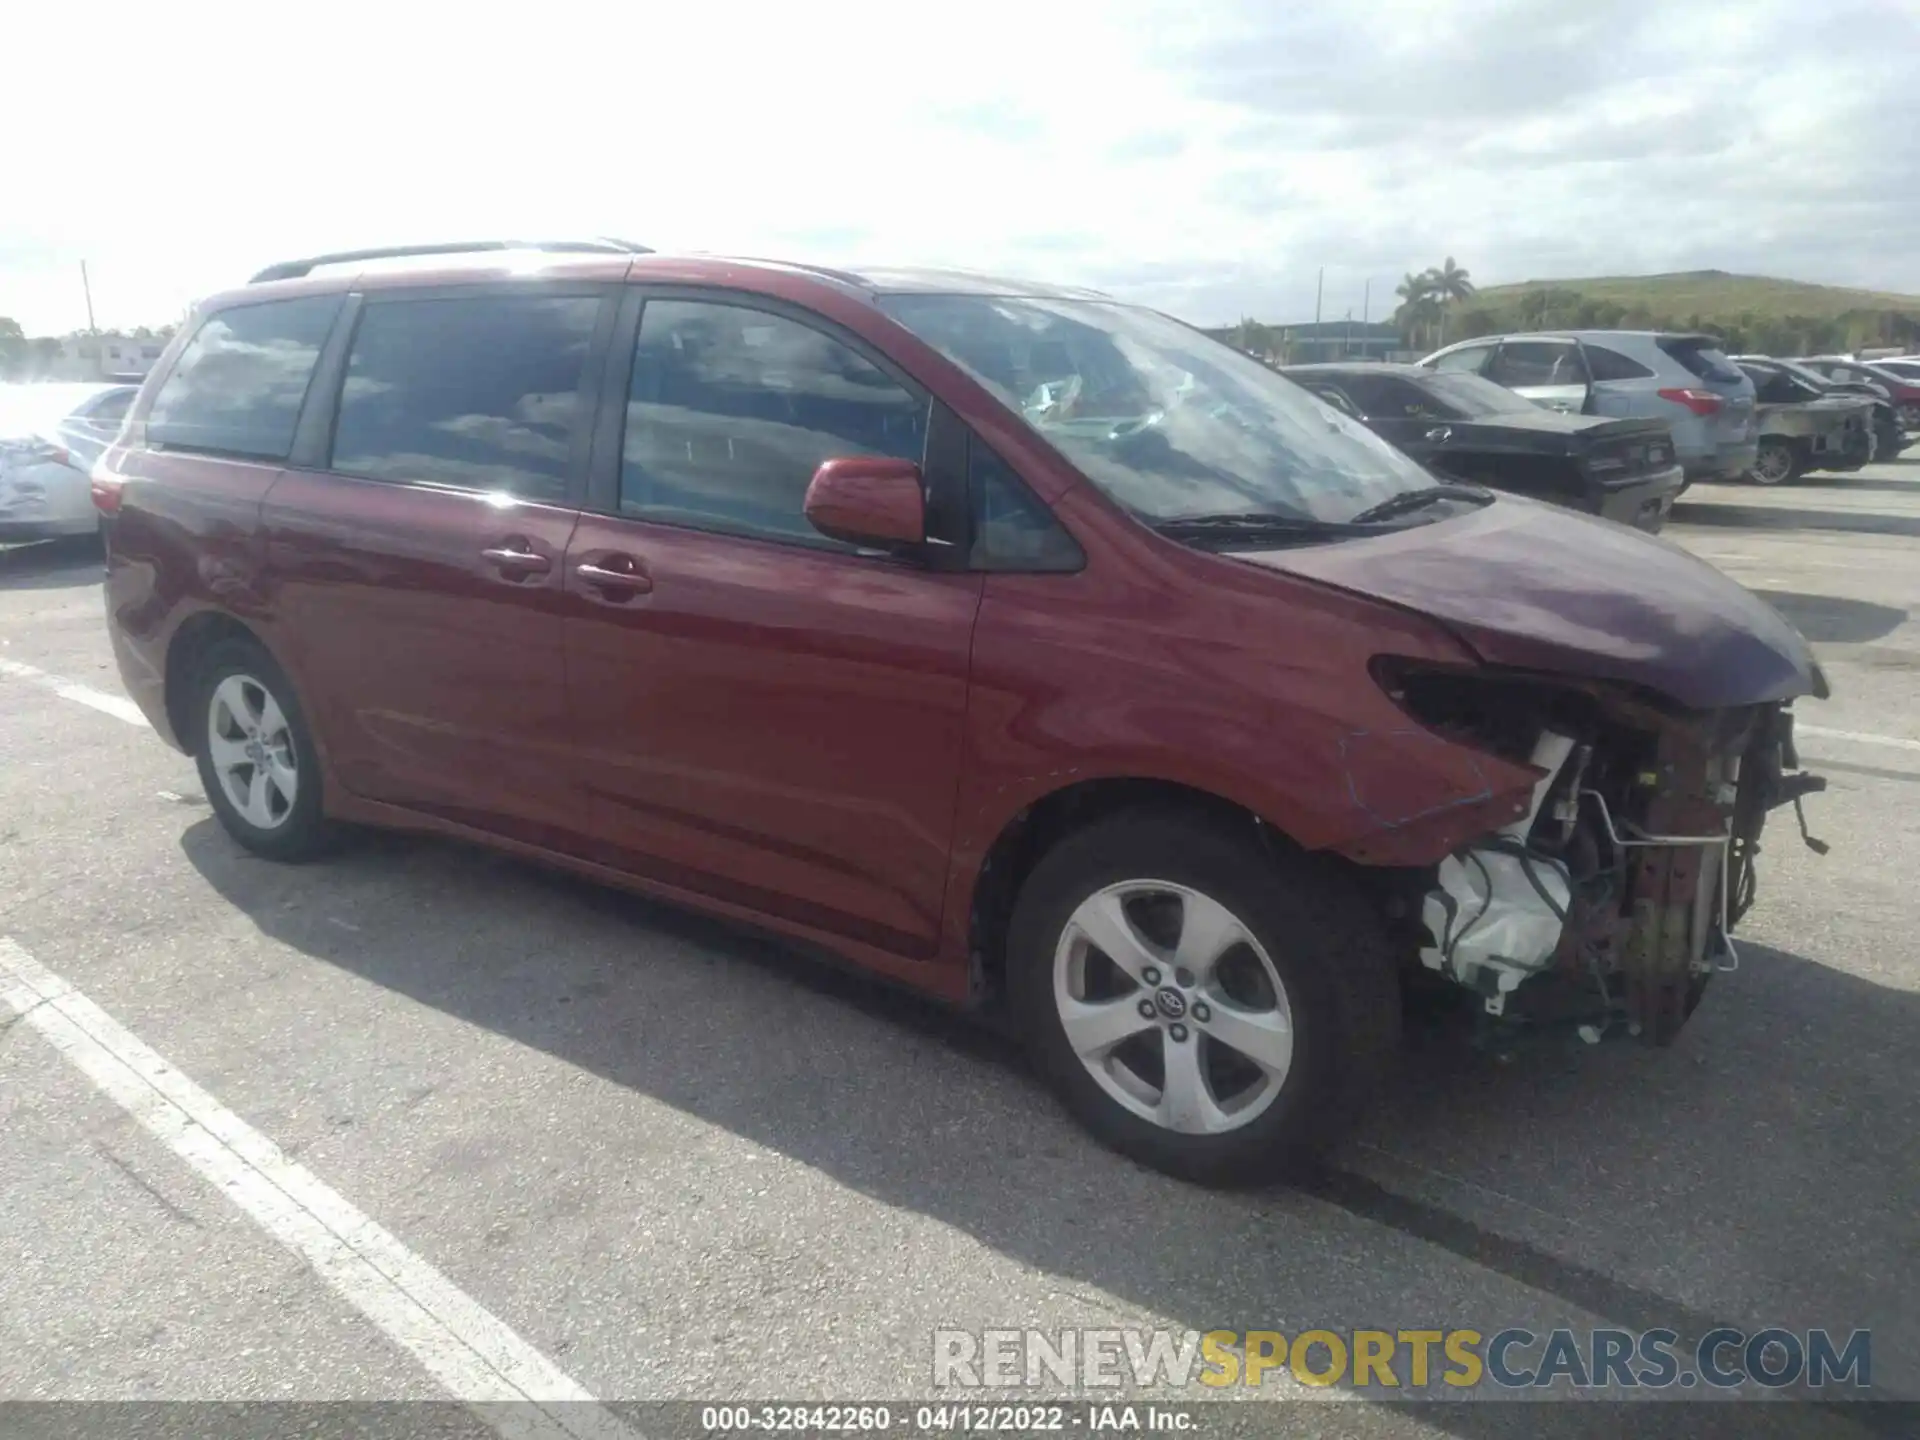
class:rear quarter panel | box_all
[102,447,288,749]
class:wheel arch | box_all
[964,776,1293,1009]
[163,611,276,757]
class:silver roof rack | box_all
[249,238,653,284]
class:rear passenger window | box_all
[1584,346,1654,381]
[146,296,341,460]
[1488,341,1585,387]
[330,295,599,502]
[969,442,1082,572]
[620,300,930,548]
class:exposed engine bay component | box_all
[1420,732,1575,1012]
[1394,664,1828,1043]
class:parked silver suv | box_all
[1421,331,1758,484]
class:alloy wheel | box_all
[206,673,299,830]
[1751,443,1792,485]
[1052,880,1293,1135]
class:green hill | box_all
[1452,270,1920,354]
[1474,270,1920,322]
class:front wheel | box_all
[192,640,335,861]
[1007,812,1400,1186]
[1749,438,1799,486]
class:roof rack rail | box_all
[248,238,653,284]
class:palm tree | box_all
[1394,272,1440,349]
[1430,257,1475,305]
[1423,259,1475,347]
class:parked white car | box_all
[0,384,138,541]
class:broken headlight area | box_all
[1372,661,1827,1044]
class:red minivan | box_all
[96,240,1827,1184]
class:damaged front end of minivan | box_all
[1373,660,1828,1044]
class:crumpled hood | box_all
[1236,497,1822,709]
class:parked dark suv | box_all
[96,240,1827,1184]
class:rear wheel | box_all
[1008,811,1399,1186]
[192,640,335,861]
[1749,438,1799,486]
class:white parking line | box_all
[0,657,148,727]
[1797,723,1920,754]
[0,937,640,1440]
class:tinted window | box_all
[620,300,930,548]
[147,296,341,459]
[1742,366,1806,404]
[1419,372,1532,418]
[1584,345,1654,381]
[91,390,135,424]
[1487,341,1584,387]
[1427,344,1493,374]
[1657,338,1744,385]
[1297,381,1362,418]
[1324,373,1448,420]
[330,296,598,501]
[970,442,1082,572]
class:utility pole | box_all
[1313,268,1324,328]
[80,260,98,333]
[1361,279,1372,357]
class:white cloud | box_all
[2,0,1915,334]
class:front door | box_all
[265,287,610,842]
[562,294,983,957]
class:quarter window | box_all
[619,300,930,548]
[969,442,1081,572]
[1584,345,1654,381]
[147,296,341,460]
[330,295,599,502]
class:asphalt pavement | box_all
[3,461,1918,1440]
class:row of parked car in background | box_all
[1280,333,1919,531]
[0,382,140,541]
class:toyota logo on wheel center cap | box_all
[1154,987,1187,1019]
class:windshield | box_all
[878,294,1438,525]
[1417,371,1529,418]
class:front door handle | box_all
[576,557,654,596]
[482,543,551,577]
[1425,426,1452,443]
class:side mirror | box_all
[803,456,926,550]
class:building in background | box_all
[0,332,169,383]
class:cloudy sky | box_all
[3,0,1915,336]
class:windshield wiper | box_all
[1148,511,1355,549]
[1347,483,1492,527]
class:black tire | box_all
[1749,438,1800,486]
[191,639,336,862]
[1007,810,1400,1186]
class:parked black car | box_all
[1284,362,1684,531]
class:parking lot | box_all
[3,465,1918,1437]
